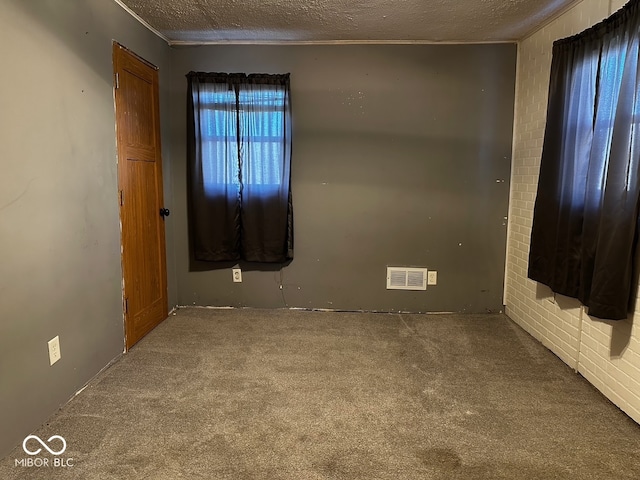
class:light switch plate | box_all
[427,271,438,286]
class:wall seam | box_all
[576,306,585,371]
[504,41,522,308]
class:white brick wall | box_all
[505,0,640,423]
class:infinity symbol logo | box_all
[22,435,67,456]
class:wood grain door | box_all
[113,43,168,350]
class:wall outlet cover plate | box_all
[232,268,242,283]
[48,336,61,366]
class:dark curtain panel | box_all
[528,0,640,320]
[187,72,293,263]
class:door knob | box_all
[160,208,170,218]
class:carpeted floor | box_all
[1,307,639,479]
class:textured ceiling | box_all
[117,0,580,44]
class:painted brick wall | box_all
[505,0,640,423]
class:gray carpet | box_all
[1,308,640,479]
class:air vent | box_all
[386,267,428,291]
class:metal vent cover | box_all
[386,267,428,291]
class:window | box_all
[186,72,293,263]
[200,88,286,192]
[528,1,640,320]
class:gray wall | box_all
[169,44,516,313]
[0,0,175,458]
[0,8,516,457]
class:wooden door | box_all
[113,43,168,350]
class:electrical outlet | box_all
[48,336,61,366]
[232,268,242,283]
[427,271,438,286]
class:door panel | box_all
[113,43,168,349]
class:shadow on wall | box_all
[534,275,634,358]
[190,259,292,273]
[608,244,640,356]
[609,319,633,357]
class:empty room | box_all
[1,0,640,478]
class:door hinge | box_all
[119,190,124,206]
[124,297,129,314]
[115,72,120,89]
